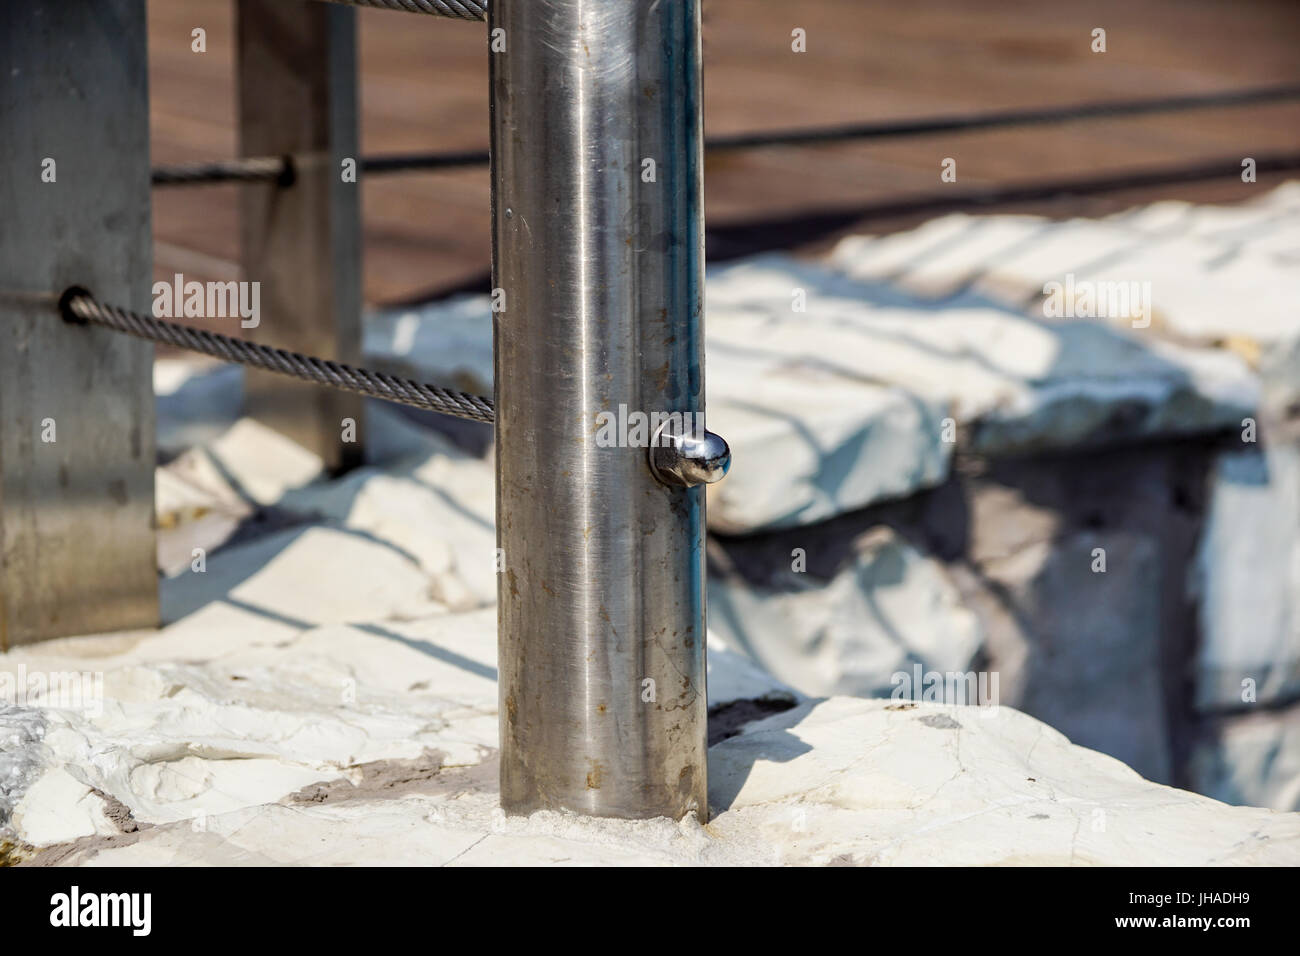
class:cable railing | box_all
[5,0,1297,824]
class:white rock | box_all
[10,768,120,847]
[978,532,1173,784]
[829,183,1300,349]
[0,609,500,844]
[26,699,1300,866]
[155,408,497,604]
[1108,182,1300,264]
[1191,446,1300,712]
[365,250,1257,533]
[155,451,254,577]
[8,192,1297,861]
[709,527,982,697]
[705,256,1256,471]
[705,352,949,532]
[1188,709,1300,812]
[9,430,1298,861]
[0,593,793,850]
[276,444,498,612]
[159,523,447,628]
[705,698,1299,865]
[364,296,495,396]
[175,417,326,508]
[154,359,243,458]
[705,635,799,710]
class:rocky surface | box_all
[703,256,1255,532]
[0,511,792,854]
[828,183,1300,349]
[166,183,1300,812]
[702,185,1300,808]
[0,404,1294,865]
[5,187,1300,863]
[708,441,1211,787]
[365,246,1259,536]
[708,526,983,699]
[1188,708,1300,812]
[2,404,1295,864]
[7,642,1299,865]
[1192,445,1300,713]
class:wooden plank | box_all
[0,0,158,647]
[147,0,1300,307]
[236,0,363,472]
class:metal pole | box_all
[491,0,728,819]
[237,0,364,473]
[0,0,157,648]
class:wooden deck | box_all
[149,0,1300,307]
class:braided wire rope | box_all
[317,0,487,20]
[62,291,495,425]
[150,156,290,186]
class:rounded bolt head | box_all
[649,425,731,488]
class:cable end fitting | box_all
[57,286,93,325]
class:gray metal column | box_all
[0,0,158,648]
[237,0,363,473]
[491,0,722,819]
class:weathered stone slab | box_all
[829,183,1300,349]
[1188,707,1300,812]
[708,527,981,698]
[1192,447,1300,713]
[14,698,1300,865]
[367,253,1256,534]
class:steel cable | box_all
[151,156,291,186]
[317,0,487,20]
[151,82,1300,186]
[61,291,495,425]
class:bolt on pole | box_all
[491,0,727,819]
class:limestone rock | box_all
[366,251,1256,534]
[1188,708,1300,812]
[708,527,981,698]
[0,595,794,850]
[1191,447,1300,712]
[828,183,1300,349]
[154,358,242,459]
[704,698,1298,865]
[977,531,1173,784]
[16,699,1300,865]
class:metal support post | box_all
[491,0,728,819]
[237,0,364,472]
[0,0,158,648]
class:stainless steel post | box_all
[491,0,727,819]
[0,0,157,647]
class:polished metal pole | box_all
[491,0,728,819]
